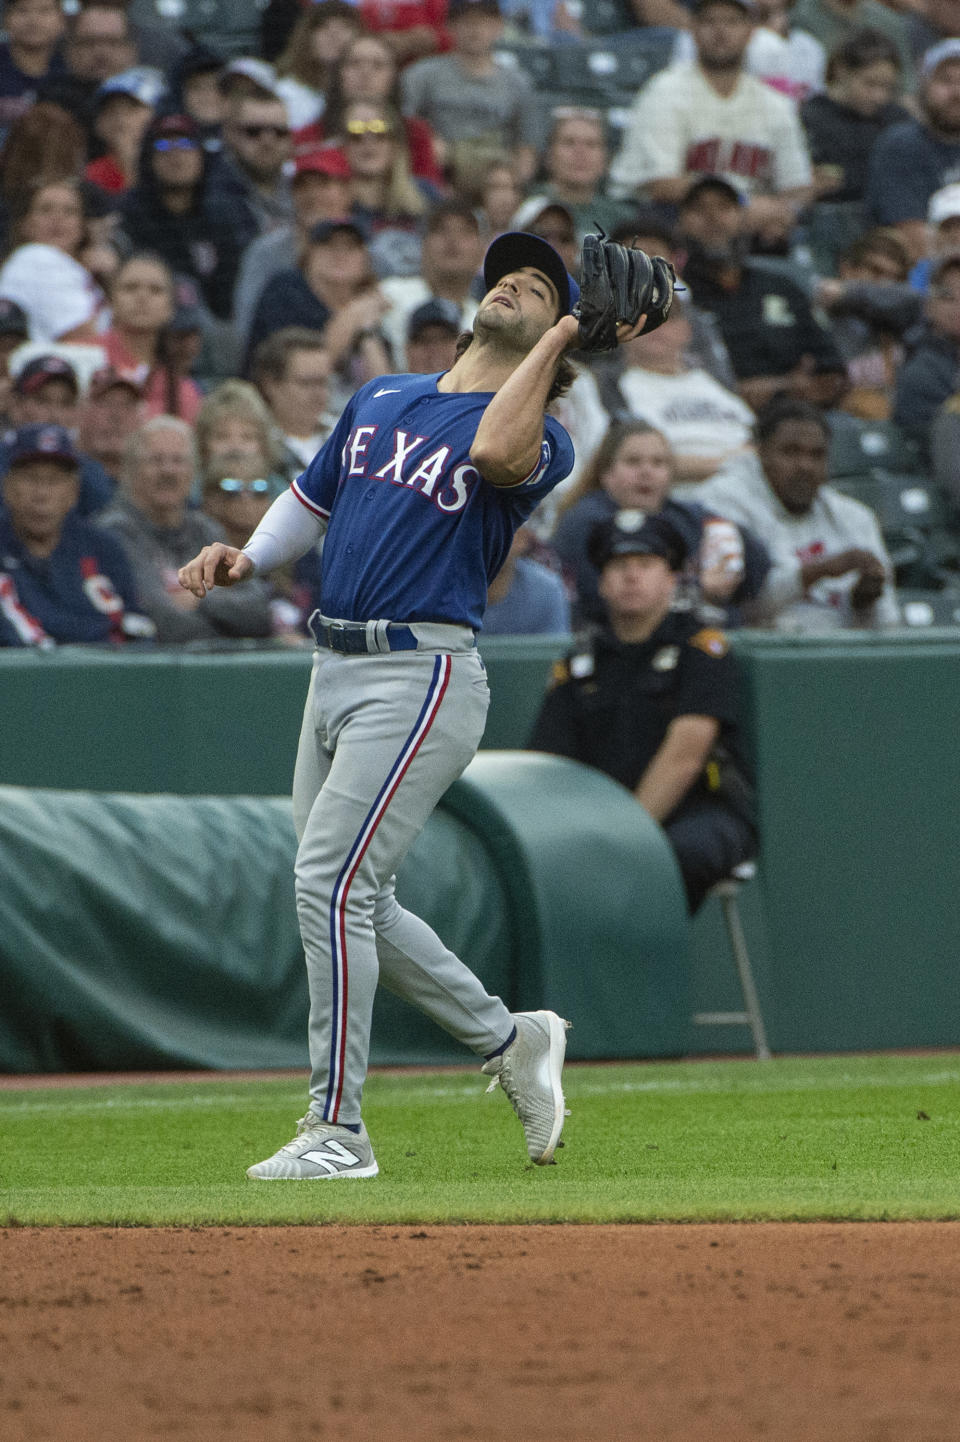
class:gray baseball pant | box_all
[291,643,515,1125]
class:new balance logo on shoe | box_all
[299,1141,362,1173]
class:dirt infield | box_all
[2,1222,959,1442]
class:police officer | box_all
[530,509,756,912]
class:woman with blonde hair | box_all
[340,98,443,276]
[195,378,282,485]
[273,1,362,130]
[551,420,771,625]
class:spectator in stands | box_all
[0,177,105,341]
[893,253,960,461]
[339,99,442,278]
[2,353,116,515]
[173,45,225,142]
[866,40,960,264]
[551,419,771,625]
[801,29,909,205]
[530,510,757,913]
[377,199,483,365]
[673,0,827,100]
[78,366,145,483]
[354,0,452,65]
[401,0,541,190]
[510,197,581,278]
[96,415,274,643]
[244,219,392,401]
[0,101,86,251]
[233,148,353,354]
[404,298,461,374]
[251,327,341,477]
[694,397,900,630]
[119,113,241,320]
[677,174,847,411]
[477,155,523,236]
[535,109,636,243]
[194,379,283,495]
[260,0,361,69]
[100,252,203,423]
[85,65,166,196]
[0,295,27,422]
[484,525,572,635]
[790,0,914,88]
[206,89,294,255]
[311,31,442,186]
[609,0,813,249]
[273,3,360,132]
[54,2,138,129]
[911,181,960,294]
[0,422,152,646]
[815,227,921,419]
[0,0,66,147]
[105,0,189,76]
[609,302,756,483]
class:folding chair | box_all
[691,861,771,1060]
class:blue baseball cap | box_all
[483,231,580,317]
[5,423,79,469]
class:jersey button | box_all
[365,488,375,500]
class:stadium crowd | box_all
[2,0,960,893]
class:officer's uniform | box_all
[530,519,756,912]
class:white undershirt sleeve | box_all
[241,487,326,574]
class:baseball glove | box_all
[575,231,677,353]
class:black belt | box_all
[308,613,419,654]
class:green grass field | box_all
[1,1053,958,1226]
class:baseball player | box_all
[178,230,660,1180]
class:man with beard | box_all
[609,0,813,247]
[677,174,847,411]
[866,40,960,264]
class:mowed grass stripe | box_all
[1,1054,958,1225]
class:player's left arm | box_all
[634,715,719,823]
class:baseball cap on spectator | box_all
[511,196,576,235]
[449,0,502,15]
[921,38,960,76]
[294,149,351,181]
[13,355,79,397]
[928,184,960,226]
[679,174,745,209]
[483,231,580,316]
[407,298,462,342]
[96,66,167,110]
[5,423,79,469]
[0,297,29,338]
[88,366,145,400]
[309,218,368,245]
[219,57,281,98]
[587,511,689,572]
[170,276,206,334]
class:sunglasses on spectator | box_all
[215,478,271,495]
[239,124,290,140]
[154,137,197,151]
[346,118,395,138]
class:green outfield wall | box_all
[1,630,959,1069]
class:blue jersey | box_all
[292,372,575,630]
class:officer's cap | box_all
[588,510,688,572]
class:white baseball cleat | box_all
[481,1010,570,1164]
[246,1112,379,1179]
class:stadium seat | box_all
[492,41,555,89]
[133,0,263,58]
[827,413,922,480]
[691,861,771,1060]
[833,472,960,587]
[897,589,960,628]
[801,201,867,277]
[547,30,675,108]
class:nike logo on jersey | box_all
[373,387,401,397]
